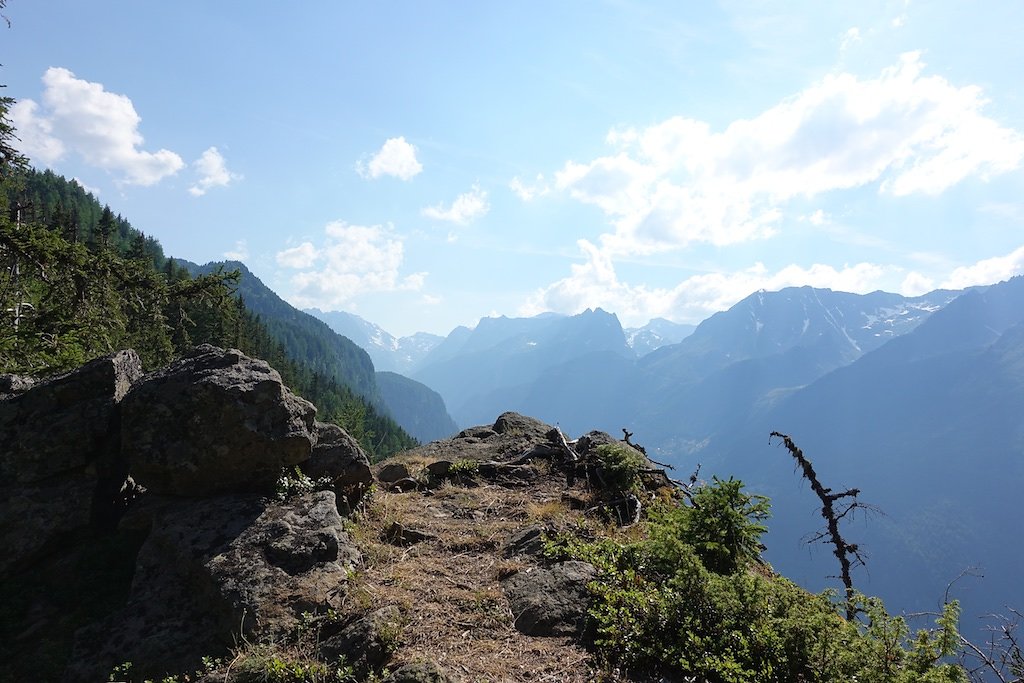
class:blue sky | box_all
[5,1,1024,336]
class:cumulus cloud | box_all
[224,240,249,261]
[520,240,886,327]
[556,53,1024,257]
[509,174,551,201]
[11,67,184,185]
[940,244,1024,289]
[422,184,490,225]
[277,221,426,308]
[900,271,935,296]
[189,146,241,196]
[357,136,422,180]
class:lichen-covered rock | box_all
[378,462,411,483]
[501,561,597,637]
[302,421,372,488]
[65,491,359,682]
[121,345,317,496]
[0,350,142,484]
[320,605,404,674]
[0,350,142,575]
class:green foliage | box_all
[594,443,648,492]
[275,466,333,501]
[546,480,967,682]
[670,476,770,574]
[448,458,480,475]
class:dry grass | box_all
[346,464,610,682]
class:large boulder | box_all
[302,421,372,488]
[66,490,360,682]
[121,345,317,496]
[501,561,597,638]
[0,350,143,575]
[0,350,142,484]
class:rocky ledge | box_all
[1,346,652,682]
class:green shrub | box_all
[593,443,648,492]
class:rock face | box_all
[502,561,597,638]
[121,345,317,496]
[67,491,360,682]
[0,350,143,575]
[0,344,378,682]
[303,421,373,488]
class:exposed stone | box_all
[0,350,142,575]
[477,461,538,486]
[320,605,403,674]
[503,525,547,558]
[455,426,496,440]
[378,462,411,483]
[303,421,373,488]
[383,660,452,683]
[66,491,359,682]
[574,430,619,458]
[389,477,420,493]
[0,350,142,484]
[121,345,317,496]
[424,460,452,478]
[501,561,597,637]
[384,521,435,546]
[491,412,552,439]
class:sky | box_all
[4,1,1024,337]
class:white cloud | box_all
[900,271,935,296]
[422,294,442,305]
[189,146,241,196]
[357,136,422,180]
[520,240,886,327]
[276,242,319,269]
[280,221,426,308]
[509,174,551,201]
[940,244,1024,289]
[808,209,828,226]
[556,53,1024,257]
[224,240,249,261]
[11,67,184,185]
[840,27,862,52]
[421,184,490,225]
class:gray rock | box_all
[501,561,597,637]
[383,660,451,683]
[303,421,373,488]
[378,462,411,483]
[66,491,359,682]
[0,349,142,484]
[504,525,546,558]
[455,426,496,440]
[491,412,552,439]
[388,477,420,493]
[424,460,452,478]
[121,345,317,496]
[0,350,142,575]
[384,521,435,546]
[320,605,403,673]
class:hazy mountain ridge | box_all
[624,318,696,356]
[305,308,444,373]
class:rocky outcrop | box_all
[0,344,378,682]
[67,490,360,682]
[0,350,143,575]
[122,345,317,496]
[501,561,597,638]
[304,421,373,489]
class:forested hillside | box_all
[0,164,414,458]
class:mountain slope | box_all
[375,371,458,443]
[625,318,695,357]
[412,309,635,427]
[703,276,1024,628]
[306,308,443,373]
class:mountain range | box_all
[306,279,1023,631]
[179,256,1021,631]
